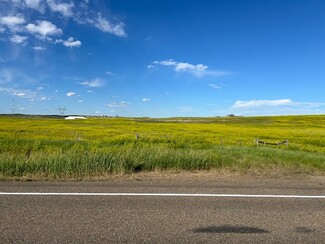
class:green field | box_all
[0,115,324,179]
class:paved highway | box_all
[1,174,325,243]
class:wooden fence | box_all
[254,139,289,147]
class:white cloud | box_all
[66,91,76,97]
[15,92,26,97]
[91,14,126,37]
[154,59,177,66]
[0,87,37,99]
[40,96,47,100]
[18,1,127,38]
[105,71,114,76]
[47,0,74,17]
[152,59,230,78]
[230,99,325,116]
[10,34,28,44]
[208,84,222,90]
[175,62,208,73]
[0,15,25,33]
[80,78,104,87]
[62,37,81,47]
[233,99,293,108]
[142,98,150,102]
[70,1,115,32]
[0,15,25,27]
[108,101,130,108]
[24,0,45,13]
[33,46,46,50]
[55,37,81,47]
[26,20,63,37]
[77,99,83,103]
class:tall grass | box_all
[0,115,324,179]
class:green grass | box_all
[0,114,324,179]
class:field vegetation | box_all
[0,114,324,179]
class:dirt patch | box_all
[1,169,324,185]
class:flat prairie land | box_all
[0,115,324,179]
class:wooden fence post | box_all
[254,139,259,146]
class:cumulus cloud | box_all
[66,91,76,97]
[153,59,207,77]
[15,92,26,97]
[10,34,28,44]
[63,37,81,47]
[175,62,208,73]
[142,98,150,102]
[151,59,230,78]
[0,15,25,27]
[233,99,294,108]
[56,37,81,47]
[80,78,104,87]
[0,15,25,32]
[26,20,63,37]
[24,0,45,13]
[47,0,74,17]
[33,46,46,50]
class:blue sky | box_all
[1,0,325,117]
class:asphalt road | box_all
[1,174,325,243]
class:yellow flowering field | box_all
[0,114,324,179]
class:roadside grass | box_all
[0,115,324,179]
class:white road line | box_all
[0,192,325,199]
